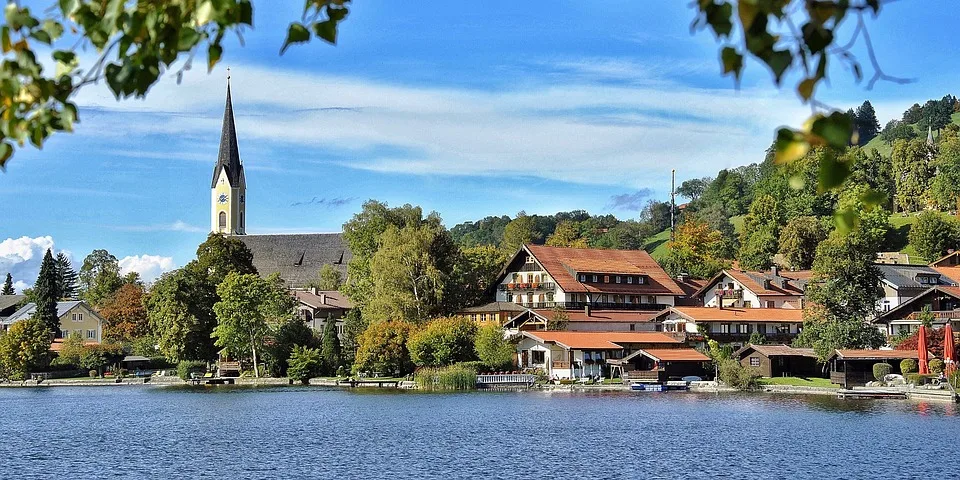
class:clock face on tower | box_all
[218,194,228,204]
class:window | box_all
[218,211,227,229]
[525,256,534,264]
[578,274,586,282]
[61,329,69,338]
[750,357,760,367]
[758,324,767,334]
[638,276,646,285]
[647,296,656,304]
[603,275,610,283]
[627,276,633,284]
[719,324,730,334]
[546,292,554,302]
[765,301,776,308]
[240,212,244,228]
[531,350,545,364]
[505,293,513,302]
[86,329,96,340]
[738,324,750,334]
[336,324,344,336]
[776,324,791,334]
[592,275,598,283]
[629,324,636,331]
[72,313,83,322]
[616,276,621,284]
[743,301,752,308]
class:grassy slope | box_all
[643,229,672,262]
[863,112,960,157]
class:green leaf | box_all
[1,27,10,53]
[0,142,11,169]
[313,20,338,45]
[788,174,805,190]
[196,1,215,26]
[859,188,886,208]
[801,22,833,54]
[704,2,734,38]
[737,0,759,31]
[817,154,850,192]
[797,78,815,101]
[207,44,222,72]
[833,206,858,234]
[765,49,792,84]
[177,28,201,51]
[280,23,311,54]
[720,46,743,83]
[809,112,853,149]
[58,0,80,16]
[774,128,809,164]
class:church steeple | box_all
[211,71,246,235]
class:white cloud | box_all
[101,221,206,233]
[0,236,56,293]
[69,61,813,188]
[118,255,176,283]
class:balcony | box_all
[715,288,744,299]
[905,310,960,321]
[519,301,670,311]
[552,361,571,369]
[499,282,556,292]
[518,263,545,272]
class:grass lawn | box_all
[642,229,671,262]
[758,377,840,388]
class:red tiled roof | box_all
[532,309,659,323]
[641,348,711,362]
[663,306,804,323]
[525,331,682,349]
[832,349,919,360]
[49,339,99,352]
[932,267,960,284]
[526,245,684,296]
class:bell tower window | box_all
[219,211,227,230]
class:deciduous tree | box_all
[310,264,343,291]
[287,346,322,384]
[0,319,52,380]
[145,268,217,363]
[891,138,936,212]
[662,219,729,279]
[353,319,414,375]
[79,249,123,308]
[778,216,829,270]
[99,283,149,343]
[501,214,539,253]
[908,212,959,263]
[474,323,514,370]
[407,316,477,367]
[545,221,588,248]
[212,272,284,377]
[366,224,451,323]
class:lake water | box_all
[0,386,956,479]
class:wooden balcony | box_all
[716,288,744,299]
[624,369,663,382]
[552,361,571,369]
[522,301,670,311]
[499,282,556,292]
[905,310,960,320]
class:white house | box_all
[875,263,959,314]
[654,306,804,348]
[694,267,809,309]
[516,331,685,379]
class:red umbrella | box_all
[943,324,955,374]
[918,325,930,375]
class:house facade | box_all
[516,331,686,379]
[502,308,661,334]
[294,289,353,335]
[875,264,959,314]
[655,306,804,347]
[493,245,685,311]
[695,267,809,309]
[1,300,104,343]
[872,285,960,336]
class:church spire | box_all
[927,123,934,146]
[211,72,244,188]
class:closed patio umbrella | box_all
[918,325,930,375]
[943,324,955,374]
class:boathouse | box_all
[607,347,710,382]
[516,331,685,380]
[827,350,919,388]
[734,344,822,378]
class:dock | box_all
[476,374,535,388]
[837,389,906,400]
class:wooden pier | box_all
[837,389,906,400]
[476,374,535,388]
[189,377,236,386]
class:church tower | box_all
[211,74,246,235]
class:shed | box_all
[608,347,710,382]
[734,344,822,378]
[826,350,919,388]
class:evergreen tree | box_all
[33,249,61,336]
[320,315,342,375]
[854,100,880,145]
[55,252,78,299]
[1,273,13,295]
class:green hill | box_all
[863,111,960,157]
[642,228,671,262]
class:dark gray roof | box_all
[210,82,244,188]
[0,295,25,315]
[3,300,95,325]
[235,233,352,288]
[875,263,956,289]
[459,301,528,314]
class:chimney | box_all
[584,305,591,317]
[676,273,689,283]
[770,265,779,277]
[310,287,318,295]
[320,293,327,306]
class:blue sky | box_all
[1,1,957,289]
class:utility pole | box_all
[670,169,676,241]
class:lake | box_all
[0,386,955,479]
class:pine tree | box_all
[320,315,342,375]
[33,249,61,336]
[1,273,14,295]
[854,100,880,145]
[55,253,78,300]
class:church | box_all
[210,78,352,288]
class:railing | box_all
[476,374,536,386]
[518,301,670,311]
[552,361,570,369]
[625,369,662,381]
[716,289,744,299]
[517,263,545,272]
[499,282,556,292]
[906,310,960,320]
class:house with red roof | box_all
[872,285,960,336]
[492,244,686,313]
[516,330,704,380]
[694,266,810,310]
[653,306,804,348]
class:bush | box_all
[907,373,938,385]
[928,358,945,375]
[456,361,490,374]
[900,358,917,375]
[873,362,892,381]
[413,364,477,390]
[407,316,477,367]
[287,346,322,385]
[353,320,414,376]
[718,358,758,390]
[88,370,98,378]
[177,360,206,380]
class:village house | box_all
[492,245,686,311]
[0,295,25,323]
[608,347,711,383]
[734,344,821,378]
[875,263,958,313]
[515,331,696,380]
[827,349,918,388]
[694,266,809,309]
[872,285,960,336]
[654,306,805,348]
[930,251,960,267]
[457,301,529,326]
[293,288,353,335]
[1,300,104,344]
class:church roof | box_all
[235,234,352,288]
[211,80,244,188]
